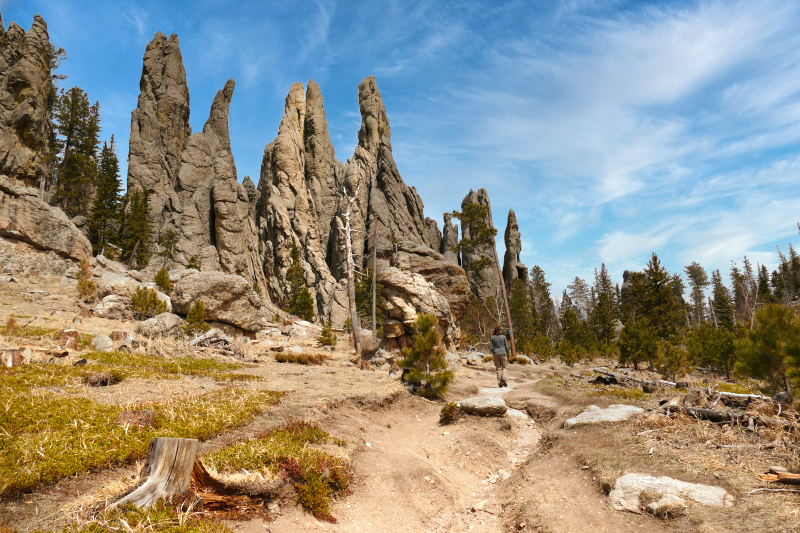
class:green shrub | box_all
[186,255,201,271]
[253,280,263,298]
[657,341,694,381]
[131,286,168,319]
[275,352,329,365]
[283,246,315,322]
[318,319,337,347]
[398,313,454,399]
[439,402,461,425]
[154,266,172,293]
[618,321,658,369]
[75,259,96,302]
[184,300,210,336]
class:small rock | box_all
[73,358,87,366]
[91,335,114,352]
[773,391,793,405]
[642,382,659,394]
[294,320,313,328]
[675,380,696,389]
[288,326,308,338]
[458,397,508,416]
[563,404,644,429]
[289,345,304,354]
[382,319,405,338]
[84,372,118,387]
[72,317,82,324]
[115,410,155,428]
[62,337,78,350]
[110,330,134,341]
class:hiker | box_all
[490,325,509,387]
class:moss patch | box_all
[204,420,350,522]
[0,363,282,498]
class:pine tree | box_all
[398,313,454,399]
[52,87,100,216]
[184,300,210,336]
[591,264,619,345]
[318,319,337,347]
[154,266,172,294]
[121,189,152,268]
[618,321,658,370]
[87,137,122,253]
[529,266,557,338]
[736,304,800,393]
[684,262,709,326]
[686,322,736,377]
[757,264,775,305]
[710,269,735,330]
[624,254,682,340]
[509,278,536,355]
[284,246,315,322]
[355,266,386,331]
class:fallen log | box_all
[662,404,796,430]
[758,472,800,485]
[114,437,198,508]
[592,367,676,388]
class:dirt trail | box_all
[235,366,676,533]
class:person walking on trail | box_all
[490,326,509,388]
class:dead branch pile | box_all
[188,329,246,359]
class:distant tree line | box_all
[459,231,800,397]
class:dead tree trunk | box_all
[341,179,362,357]
[491,244,516,358]
[114,437,198,508]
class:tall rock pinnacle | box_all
[502,209,528,287]
[0,14,54,189]
[126,32,191,229]
[460,188,502,301]
[441,213,459,265]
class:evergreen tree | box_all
[355,266,386,331]
[284,246,315,322]
[154,266,172,294]
[684,262,709,326]
[710,269,735,330]
[686,322,736,377]
[121,189,152,268]
[318,319,337,347]
[184,300,210,336]
[657,341,694,381]
[509,278,536,354]
[52,87,100,216]
[736,304,800,393]
[529,266,557,337]
[628,253,683,340]
[618,321,658,370]
[591,264,619,345]
[757,264,775,305]
[398,313,454,399]
[87,137,122,253]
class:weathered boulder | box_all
[390,243,470,321]
[92,335,114,352]
[172,271,264,332]
[466,352,485,366]
[458,396,507,416]
[95,272,171,312]
[445,352,461,373]
[137,312,186,339]
[0,15,54,189]
[460,189,501,301]
[502,209,528,287]
[94,295,133,320]
[383,319,405,338]
[563,404,644,429]
[0,176,92,262]
[609,473,734,513]
[0,235,78,277]
[379,267,455,343]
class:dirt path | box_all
[233,366,676,533]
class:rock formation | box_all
[502,209,528,287]
[126,34,264,291]
[425,218,442,253]
[0,14,53,190]
[460,188,501,301]
[441,213,459,265]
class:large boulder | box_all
[379,267,455,344]
[390,243,470,321]
[563,404,644,429]
[137,312,186,339]
[609,473,734,513]
[458,397,507,416]
[172,271,264,332]
[95,272,171,312]
[94,295,133,320]
[0,176,92,262]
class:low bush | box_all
[75,259,97,302]
[186,255,201,271]
[439,402,461,425]
[275,352,329,365]
[318,319,337,347]
[154,266,172,293]
[184,300,210,336]
[204,420,350,523]
[131,287,168,320]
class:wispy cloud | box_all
[123,6,147,40]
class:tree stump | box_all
[114,437,198,508]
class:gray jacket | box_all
[490,334,510,356]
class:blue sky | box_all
[6,0,800,299]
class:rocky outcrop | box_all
[502,209,528,287]
[390,243,470,322]
[126,32,191,227]
[0,15,53,189]
[242,176,258,221]
[379,267,457,348]
[171,271,264,332]
[0,176,92,261]
[460,188,501,301]
[425,218,442,253]
[137,312,186,339]
[256,82,337,317]
[441,213,459,265]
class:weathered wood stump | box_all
[114,437,198,508]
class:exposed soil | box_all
[2,274,800,533]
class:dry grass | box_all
[275,352,329,365]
